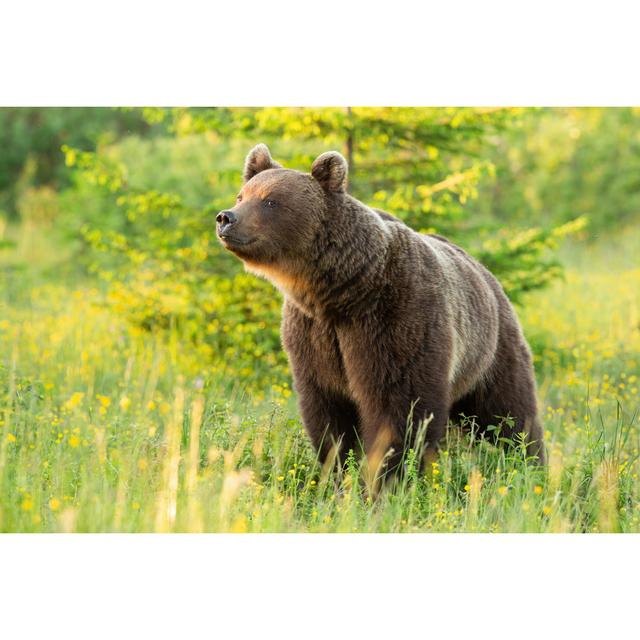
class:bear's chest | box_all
[303,319,352,397]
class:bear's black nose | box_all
[216,210,237,228]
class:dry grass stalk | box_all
[154,384,185,532]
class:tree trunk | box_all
[345,106,354,187]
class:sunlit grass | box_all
[0,233,638,532]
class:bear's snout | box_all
[216,210,237,234]
[216,209,255,250]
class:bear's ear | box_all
[311,151,348,193]
[243,143,282,182]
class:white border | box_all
[0,534,637,638]
[1,1,640,105]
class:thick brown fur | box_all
[216,144,546,476]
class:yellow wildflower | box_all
[230,516,247,533]
[96,395,111,408]
[64,392,85,410]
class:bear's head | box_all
[216,144,348,269]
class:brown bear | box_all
[217,143,545,477]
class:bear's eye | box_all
[263,199,277,209]
[236,193,243,202]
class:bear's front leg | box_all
[282,301,361,466]
[356,391,450,485]
[337,324,452,485]
[296,377,360,465]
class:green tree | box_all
[0,107,152,219]
[168,106,585,299]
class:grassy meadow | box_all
[1,217,638,533]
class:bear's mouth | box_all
[219,234,256,249]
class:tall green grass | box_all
[0,225,638,532]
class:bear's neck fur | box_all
[259,194,395,321]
